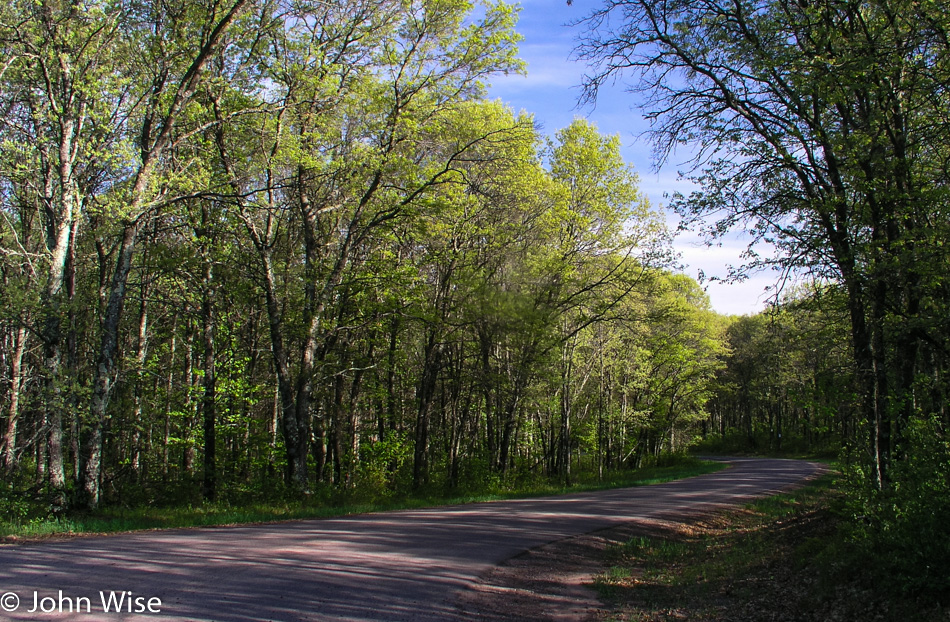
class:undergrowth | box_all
[0,457,724,540]
[594,471,949,622]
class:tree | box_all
[708,287,854,453]
[0,0,132,507]
[0,0,734,510]
[212,0,524,492]
[542,119,663,481]
[576,0,950,486]
[79,0,254,509]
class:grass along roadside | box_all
[1,458,724,541]
[591,472,949,622]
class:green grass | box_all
[0,459,725,540]
[593,471,948,621]
[592,472,890,620]
[609,536,693,563]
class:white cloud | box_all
[487,0,775,316]
[490,67,579,92]
[704,276,776,316]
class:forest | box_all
[1,0,949,603]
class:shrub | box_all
[842,416,950,602]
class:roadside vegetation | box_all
[0,456,723,540]
[594,472,949,621]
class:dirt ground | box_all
[457,460,835,622]
[456,517,690,621]
[457,502,950,622]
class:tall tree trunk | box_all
[870,278,891,488]
[413,331,440,489]
[1,326,28,473]
[259,251,307,490]
[345,356,368,488]
[182,329,196,474]
[558,389,572,484]
[130,286,149,478]
[312,407,326,483]
[478,330,497,470]
[557,341,574,484]
[163,318,178,478]
[41,190,76,511]
[65,216,81,488]
[200,248,216,501]
[40,113,83,511]
[81,220,139,508]
[386,315,401,437]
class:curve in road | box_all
[0,457,824,621]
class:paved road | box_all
[0,458,823,621]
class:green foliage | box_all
[0,0,726,517]
[0,460,724,538]
[353,433,415,499]
[704,288,855,455]
[580,0,950,523]
[0,483,31,525]
[841,416,950,601]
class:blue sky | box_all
[485,0,777,316]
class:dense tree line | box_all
[578,0,950,487]
[705,287,855,453]
[705,285,950,599]
[578,0,950,599]
[0,0,726,510]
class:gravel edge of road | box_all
[455,459,830,621]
